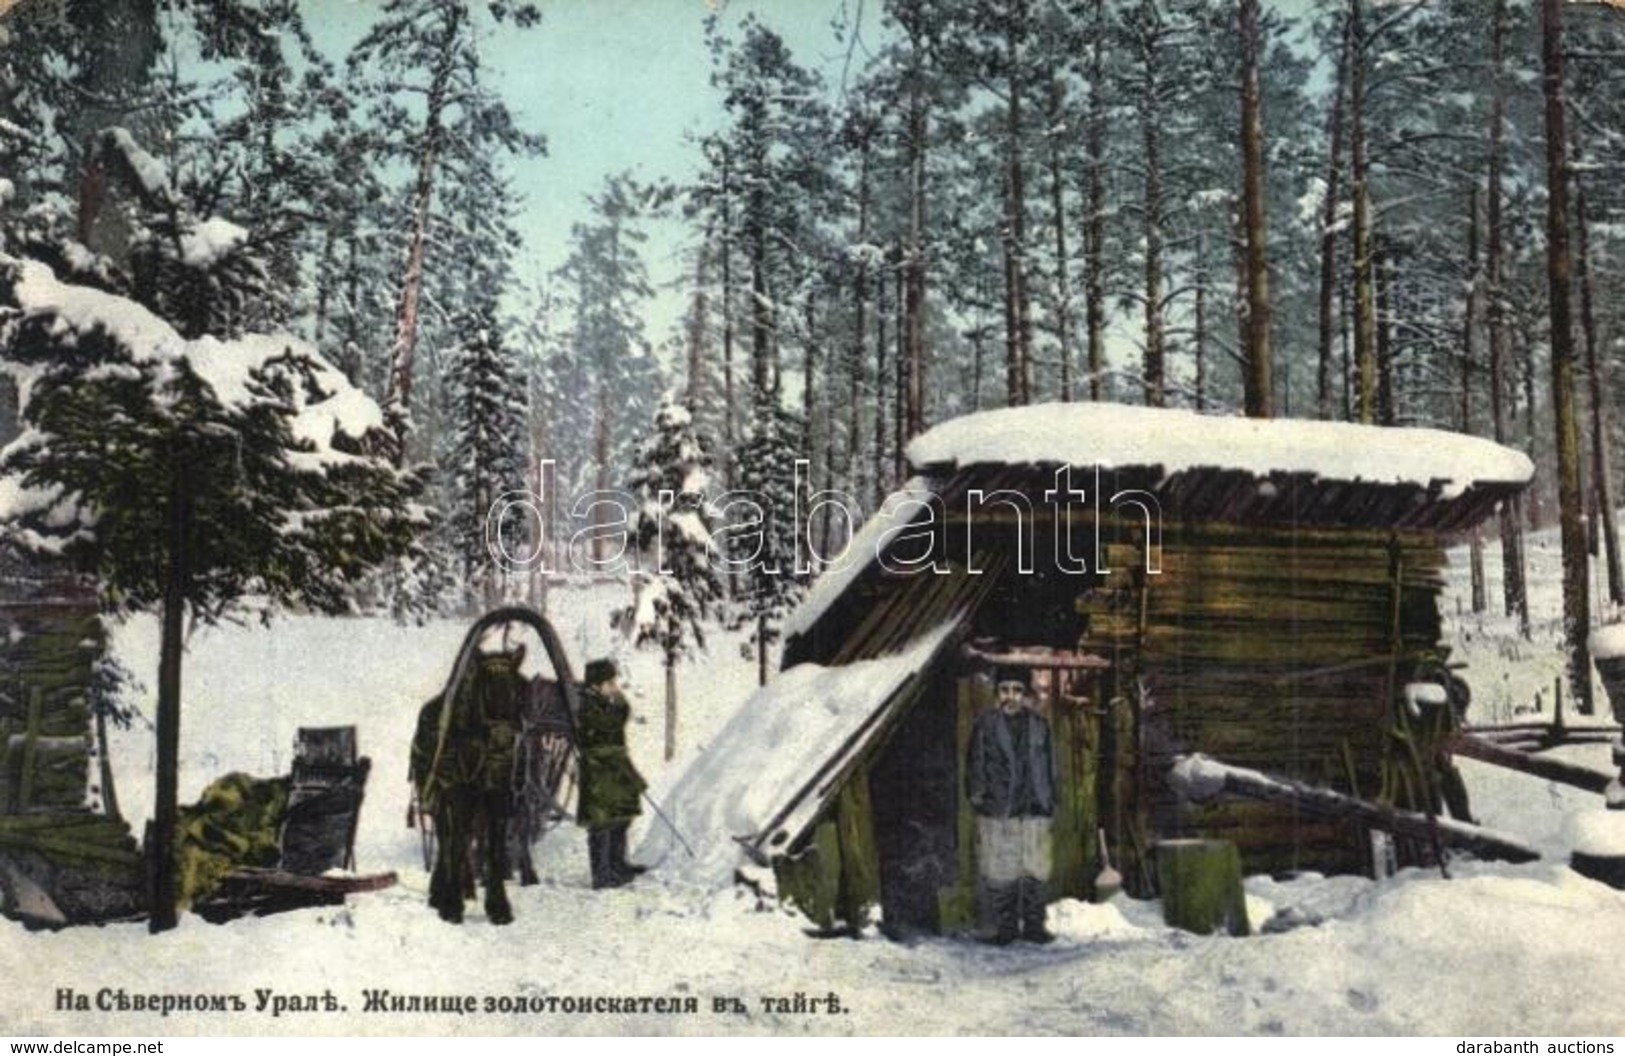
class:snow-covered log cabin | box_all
[696,404,1535,938]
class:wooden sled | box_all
[195,726,396,921]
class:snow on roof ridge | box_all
[906,403,1534,498]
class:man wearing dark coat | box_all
[966,665,1057,944]
[577,658,648,889]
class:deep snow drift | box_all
[6,547,1625,1036]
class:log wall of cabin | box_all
[1078,523,1451,878]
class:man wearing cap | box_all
[966,665,1057,944]
[577,659,648,889]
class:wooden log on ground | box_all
[1155,838,1250,937]
[1452,735,1613,794]
[1168,753,1540,864]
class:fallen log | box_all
[1168,754,1540,864]
[1453,735,1613,795]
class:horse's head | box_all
[469,646,528,726]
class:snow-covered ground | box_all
[8,541,1625,1037]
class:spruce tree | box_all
[617,397,724,760]
[445,301,530,611]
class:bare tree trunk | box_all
[1464,187,1488,615]
[150,450,192,934]
[1317,11,1352,420]
[1084,0,1109,403]
[721,151,737,488]
[1540,0,1593,715]
[593,384,611,565]
[895,262,907,482]
[905,70,929,438]
[874,256,890,504]
[750,174,772,414]
[384,5,462,459]
[802,292,820,564]
[1375,238,1395,426]
[664,656,678,762]
[1349,0,1378,425]
[1194,233,1208,411]
[1239,0,1273,419]
[1486,0,1529,635]
[851,136,872,502]
[684,237,711,415]
[1047,74,1076,403]
[1004,0,1034,405]
[1576,157,1623,606]
[1140,37,1167,409]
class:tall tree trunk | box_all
[1576,157,1623,606]
[593,383,612,564]
[802,291,820,564]
[1084,0,1109,403]
[850,138,872,503]
[685,237,712,416]
[1541,0,1593,715]
[1464,187,1488,615]
[150,450,192,934]
[1349,0,1378,424]
[664,655,678,762]
[1047,74,1076,403]
[1486,0,1529,634]
[1239,0,1273,419]
[1004,0,1034,405]
[874,256,890,504]
[1140,31,1167,408]
[1375,238,1395,425]
[384,5,462,459]
[721,150,737,487]
[74,0,160,263]
[895,261,907,483]
[750,168,772,414]
[1317,11,1353,420]
[905,69,929,439]
[1194,233,1208,411]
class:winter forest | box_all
[6,0,1625,1037]
[5,0,1624,680]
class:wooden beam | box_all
[1453,734,1613,794]
[1168,753,1540,864]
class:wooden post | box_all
[1156,838,1250,937]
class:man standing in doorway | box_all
[966,665,1057,944]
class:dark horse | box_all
[410,608,580,925]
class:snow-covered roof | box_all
[906,403,1534,500]
[638,618,961,885]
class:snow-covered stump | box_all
[1568,812,1625,890]
[1155,838,1250,937]
[1586,626,1625,809]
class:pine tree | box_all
[616,397,724,760]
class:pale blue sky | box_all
[316,0,1325,347]
[316,0,878,340]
